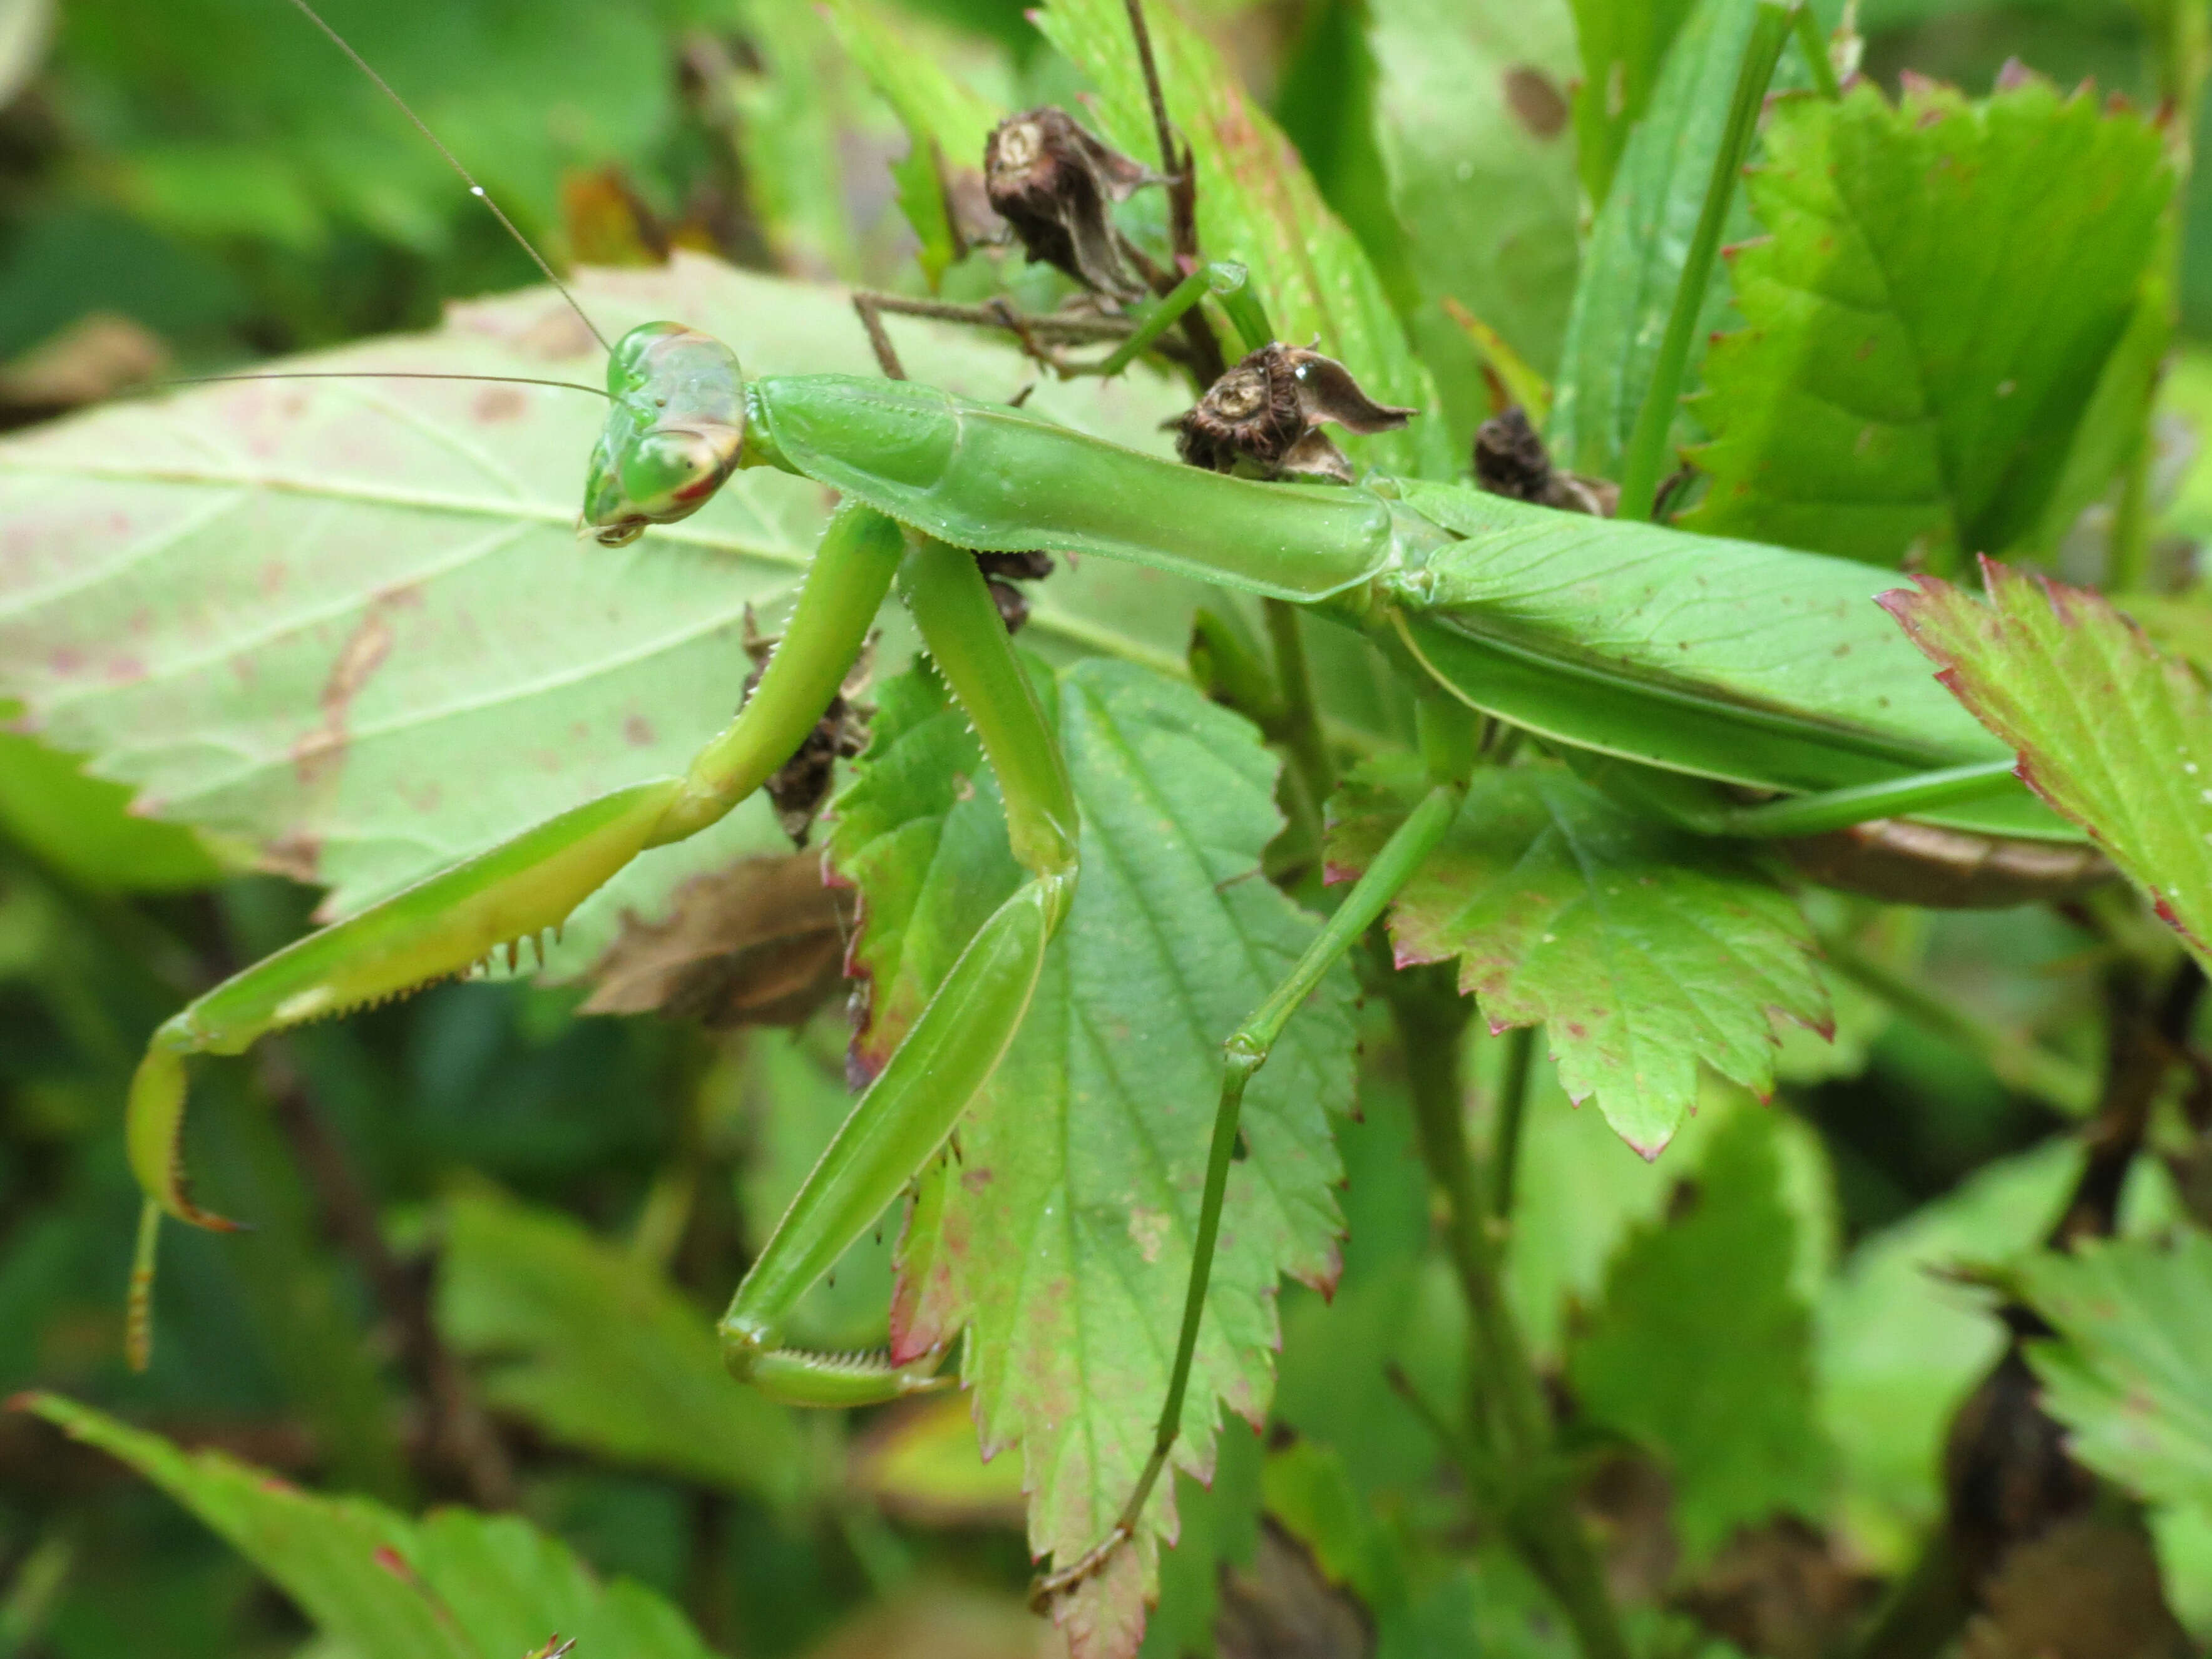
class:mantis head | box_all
[583,321,747,548]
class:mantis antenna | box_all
[153,371,612,399]
[275,0,615,358]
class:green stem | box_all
[1264,598,1336,812]
[1820,933,2099,1116]
[1716,758,2019,839]
[2106,432,2156,596]
[1794,3,1840,100]
[1037,778,1462,1601]
[1492,1023,1537,1218]
[1092,262,1270,376]
[1391,985,1630,1659]
[1617,1,1796,521]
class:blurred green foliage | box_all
[1,1,2210,1656]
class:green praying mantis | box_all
[108,0,2092,1606]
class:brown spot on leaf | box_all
[292,603,399,789]
[1502,65,1569,139]
[471,385,527,424]
[623,715,655,748]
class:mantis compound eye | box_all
[585,422,744,548]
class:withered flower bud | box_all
[985,108,1160,302]
[741,617,875,847]
[1175,345,1416,483]
[974,549,1055,635]
[1472,406,1617,516]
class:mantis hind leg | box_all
[125,501,907,1365]
[1033,710,1473,1606]
[720,533,1080,1405]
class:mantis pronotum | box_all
[106,0,2094,1616]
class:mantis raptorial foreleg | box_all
[720,533,1080,1403]
[125,501,908,1366]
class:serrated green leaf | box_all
[1550,0,1768,481]
[1033,0,1448,479]
[0,256,1202,978]
[2017,1233,2212,1513]
[1686,79,2171,568]
[1565,0,1701,207]
[17,1393,715,1659]
[0,723,225,891]
[1883,559,2212,969]
[1326,756,1828,1156]
[434,1185,811,1506]
[1565,1108,1831,1562]
[1368,0,1581,399]
[831,656,1354,1658]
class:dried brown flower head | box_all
[1472,406,1617,516]
[1175,345,1416,483]
[985,108,1161,302]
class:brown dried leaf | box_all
[1963,1513,2191,1659]
[0,312,168,415]
[580,852,853,1029]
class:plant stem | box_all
[1390,981,1630,1659]
[1794,4,1841,100]
[1617,1,1796,521]
[1492,1023,1537,1217]
[1818,934,2099,1117]
[1264,598,1336,813]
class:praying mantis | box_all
[100,0,2096,1616]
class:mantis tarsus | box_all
[112,0,2094,1615]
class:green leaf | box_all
[831,656,1356,1657]
[1327,755,1828,1156]
[1565,0,1701,207]
[1686,78,2171,569]
[2017,1233,2212,1513]
[1813,1140,2077,1565]
[1506,1067,1836,1360]
[1550,0,1766,481]
[1367,0,1581,419]
[1565,1108,1831,1562]
[434,1185,812,1506]
[16,1392,716,1659]
[822,0,1009,288]
[1883,559,2212,969]
[1033,0,1450,479]
[725,0,909,285]
[0,721,225,891]
[0,257,1201,976]
[54,0,699,260]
